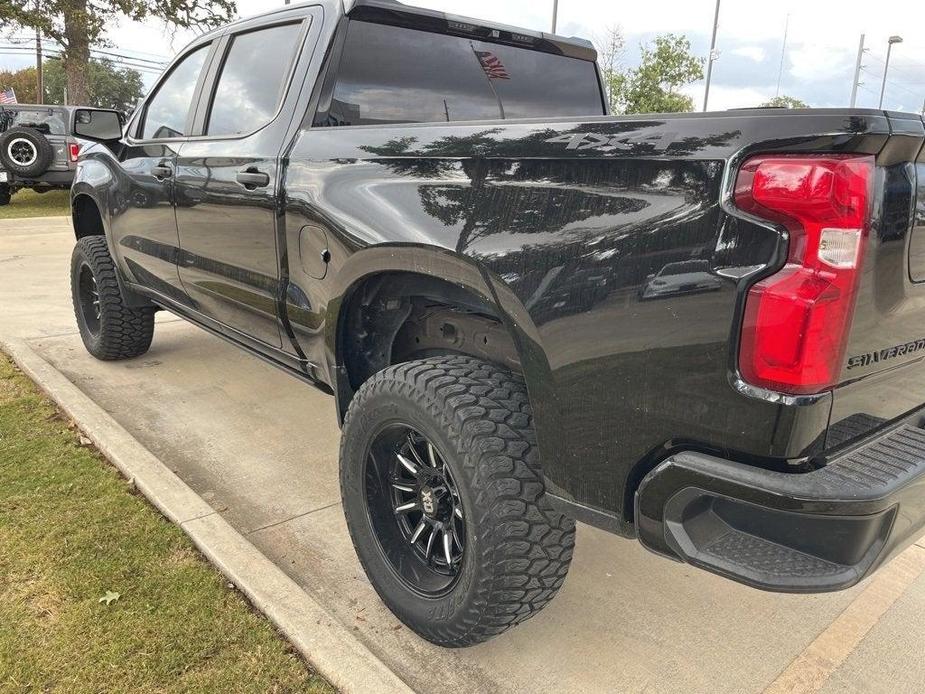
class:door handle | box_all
[236,169,270,189]
[152,164,173,180]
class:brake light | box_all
[735,155,874,395]
[69,142,81,161]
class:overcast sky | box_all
[3,0,924,113]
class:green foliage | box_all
[43,59,145,112]
[0,354,333,692]
[610,34,705,115]
[0,59,143,111]
[0,190,71,220]
[595,25,626,114]
[760,95,810,109]
[0,65,38,104]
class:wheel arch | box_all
[71,192,106,241]
[325,247,550,425]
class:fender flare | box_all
[324,245,566,499]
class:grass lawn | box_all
[0,354,334,693]
[0,189,70,219]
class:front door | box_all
[175,20,309,348]
[109,43,215,303]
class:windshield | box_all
[0,107,68,135]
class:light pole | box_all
[703,0,721,112]
[878,35,903,109]
[552,0,559,34]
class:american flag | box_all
[475,51,510,80]
[0,88,17,105]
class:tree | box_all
[44,59,144,111]
[611,34,704,115]
[760,95,810,109]
[594,25,626,114]
[0,59,144,111]
[0,65,38,103]
[0,0,235,105]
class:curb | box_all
[1,336,414,694]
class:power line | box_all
[3,35,168,66]
[0,45,164,73]
[0,51,163,73]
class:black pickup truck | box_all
[69,0,925,647]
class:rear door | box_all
[109,42,216,301]
[174,9,316,348]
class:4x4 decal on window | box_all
[545,131,678,153]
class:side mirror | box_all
[73,108,123,142]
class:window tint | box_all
[143,44,210,140]
[207,23,303,136]
[1,108,67,135]
[321,21,604,127]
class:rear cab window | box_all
[206,22,305,136]
[0,107,67,136]
[317,20,605,126]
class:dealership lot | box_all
[3,216,925,693]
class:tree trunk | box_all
[62,0,91,105]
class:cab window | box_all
[206,23,304,136]
[141,44,211,140]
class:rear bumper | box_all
[0,170,74,188]
[635,417,925,592]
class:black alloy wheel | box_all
[76,264,102,338]
[366,425,466,596]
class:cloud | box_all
[730,46,768,63]
[682,84,772,111]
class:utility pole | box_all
[879,35,903,109]
[703,0,721,112]
[775,14,790,98]
[35,27,43,104]
[850,34,865,107]
[35,0,43,104]
[551,0,559,34]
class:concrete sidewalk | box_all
[3,216,925,693]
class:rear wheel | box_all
[0,185,10,206]
[340,356,575,647]
[71,236,155,360]
[0,127,54,178]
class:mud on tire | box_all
[340,355,576,647]
[71,236,155,360]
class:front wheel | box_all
[71,236,155,360]
[340,356,575,647]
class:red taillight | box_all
[69,142,81,161]
[735,155,874,395]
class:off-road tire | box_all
[71,236,155,360]
[0,185,10,206]
[340,355,576,647]
[0,126,54,178]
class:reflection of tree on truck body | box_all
[358,127,738,321]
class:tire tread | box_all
[341,355,575,646]
[71,236,154,360]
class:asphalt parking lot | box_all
[3,216,925,693]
